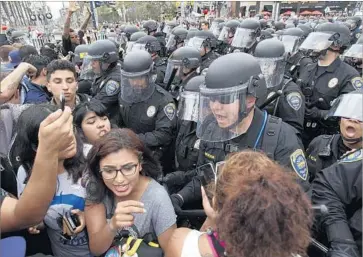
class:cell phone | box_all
[59,92,65,111]
[197,163,216,188]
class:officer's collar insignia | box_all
[290,149,308,181]
[340,149,363,163]
[351,77,363,90]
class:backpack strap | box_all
[261,115,282,160]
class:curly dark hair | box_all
[214,151,313,257]
[85,128,162,204]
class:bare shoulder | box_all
[164,228,192,257]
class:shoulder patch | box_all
[340,149,362,163]
[286,92,302,111]
[164,102,176,121]
[290,149,309,181]
[351,76,363,90]
[356,32,361,39]
[105,80,120,96]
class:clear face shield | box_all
[163,25,172,36]
[256,57,286,88]
[218,26,231,42]
[326,93,363,122]
[344,44,363,59]
[196,83,249,142]
[131,43,147,52]
[346,20,357,30]
[126,41,135,54]
[163,59,182,84]
[166,34,177,51]
[178,91,200,122]
[121,67,155,104]
[299,32,333,53]
[231,28,257,49]
[186,37,205,51]
[80,56,96,80]
[210,22,220,35]
[280,35,300,54]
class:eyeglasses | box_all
[100,163,139,180]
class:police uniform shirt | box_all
[312,149,362,255]
[118,85,176,148]
[91,63,121,121]
[175,120,199,171]
[266,78,305,134]
[306,134,350,182]
[299,57,363,110]
[153,56,167,88]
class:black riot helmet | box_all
[134,35,161,55]
[163,21,178,36]
[166,27,188,52]
[346,16,362,31]
[218,20,240,43]
[87,40,119,74]
[126,31,147,54]
[73,44,89,65]
[143,20,158,34]
[186,30,217,54]
[232,18,261,51]
[274,21,286,31]
[196,53,267,142]
[178,75,205,122]
[300,23,351,55]
[254,39,286,89]
[164,46,202,83]
[259,30,273,41]
[286,23,295,29]
[121,50,155,103]
[123,25,140,40]
[279,27,304,54]
[297,24,312,38]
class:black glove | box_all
[328,240,360,257]
[170,194,183,214]
[162,171,187,188]
[305,107,329,120]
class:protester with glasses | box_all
[84,128,176,256]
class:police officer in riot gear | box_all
[142,20,167,57]
[125,31,147,55]
[231,18,261,54]
[123,25,139,41]
[186,30,219,72]
[218,19,240,54]
[307,91,363,182]
[312,149,362,256]
[254,39,305,134]
[164,46,202,97]
[297,24,312,39]
[259,29,274,41]
[73,44,94,95]
[118,50,176,173]
[134,35,167,89]
[259,19,268,30]
[298,22,363,147]
[346,16,362,44]
[343,37,363,76]
[88,39,121,123]
[170,53,310,213]
[175,75,205,172]
[184,28,199,46]
[166,27,188,55]
[280,27,312,79]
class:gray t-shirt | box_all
[104,179,176,239]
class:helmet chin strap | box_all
[342,135,363,144]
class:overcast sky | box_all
[47,1,68,19]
